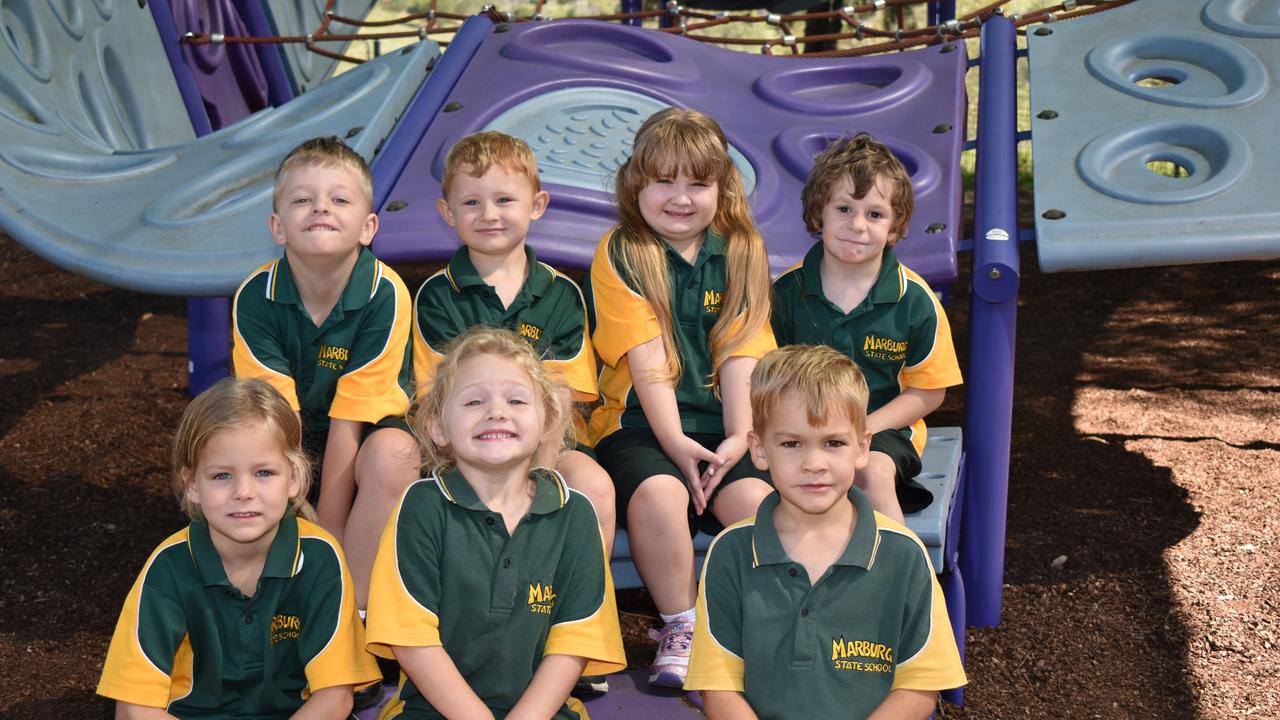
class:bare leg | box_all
[626,474,696,615]
[556,449,617,556]
[346,427,420,608]
[857,451,904,523]
[709,477,772,528]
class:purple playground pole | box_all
[232,0,298,106]
[928,1,957,25]
[620,0,644,26]
[370,14,495,211]
[960,13,1018,627]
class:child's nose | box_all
[233,475,255,499]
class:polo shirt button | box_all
[787,568,797,577]
[244,614,254,624]
[502,558,511,569]
[485,517,495,526]
[800,608,808,617]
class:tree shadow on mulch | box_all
[936,244,1280,718]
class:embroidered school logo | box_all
[703,289,723,314]
[830,636,894,673]
[518,322,543,342]
[862,334,908,362]
[527,582,556,615]
[316,344,349,371]
[270,614,302,645]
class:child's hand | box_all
[699,434,749,508]
[661,434,722,515]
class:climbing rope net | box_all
[182,0,1135,59]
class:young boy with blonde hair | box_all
[771,133,962,522]
[684,345,965,719]
[413,131,616,556]
[232,136,419,609]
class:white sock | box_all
[358,609,367,622]
[659,607,695,625]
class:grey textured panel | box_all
[265,0,377,93]
[1029,0,1279,271]
[0,40,439,295]
[610,426,962,588]
[485,87,757,195]
[0,0,194,151]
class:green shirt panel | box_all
[97,515,379,719]
[686,488,965,718]
[232,247,413,435]
[412,245,595,396]
[366,468,624,720]
[772,244,961,448]
[586,229,776,442]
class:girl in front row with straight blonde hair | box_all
[585,107,776,687]
[98,377,379,719]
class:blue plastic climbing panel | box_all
[1029,0,1280,271]
[264,0,377,93]
[0,21,438,296]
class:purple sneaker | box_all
[648,619,694,687]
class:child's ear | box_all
[359,212,378,247]
[436,198,456,227]
[268,212,286,247]
[854,428,872,471]
[426,416,449,450]
[747,430,769,472]
[529,191,549,221]
[182,467,201,506]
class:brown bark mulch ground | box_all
[1,233,1276,718]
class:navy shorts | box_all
[594,426,771,537]
[870,429,932,514]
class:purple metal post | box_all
[232,0,298,107]
[960,14,1018,627]
[928,1,957,26]
[187,298,232,395]
[148,0,215,136]
[620,0,644,26]
[370,15,495,211]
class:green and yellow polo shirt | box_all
[232,247,413,436]
[685,488,965,717]
[412,245,596,400]
[585,228,776,445]
[97,514,380,718]
[365,468,626,720]
[772,244,962,455]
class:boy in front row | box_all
[771,133,961,522]
[233,137,420,609]
[685,345,965,719]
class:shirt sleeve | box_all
[330,262,413,423]
[587,230,661,367]
[544,490,626,675]
[411,273,458,399]
[541,273,598,400]
[890,533,967,692]
[96,538,190,708]
[297,526,382,691]
[365,481,444,659]
[901,271,962,391]
[684,528,747,691]
[769,267,802,348]
[232,264,300,410]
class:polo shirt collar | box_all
[188,513,303,589]
[801,244,904,306]
[445,245,552,298]
[433,466,569,515]
[751,486,879,570]
[272,248,379,312]
[664,229,726,269]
